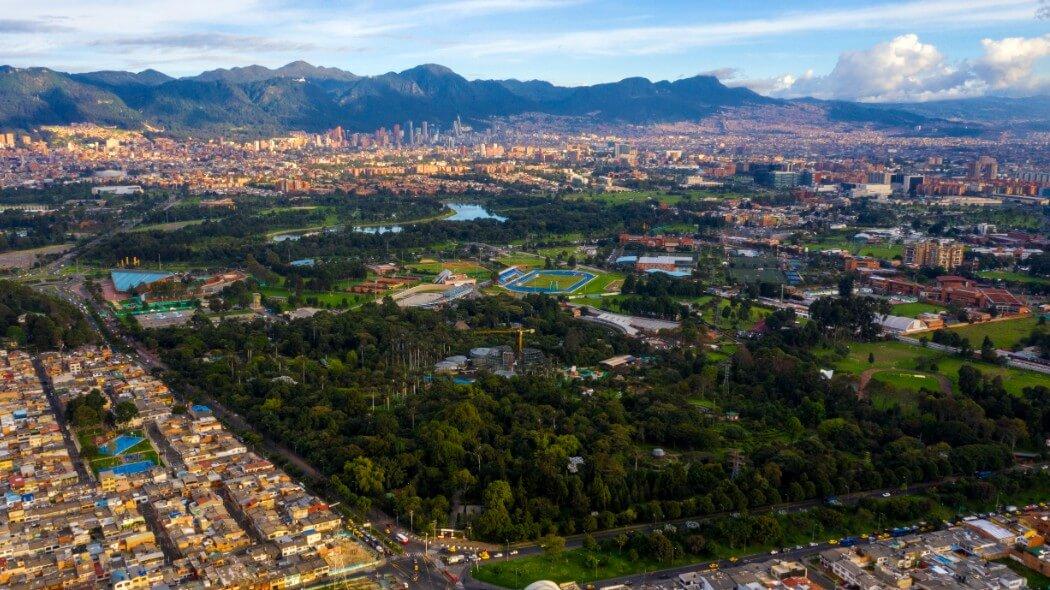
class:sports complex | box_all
[500,267,596,294]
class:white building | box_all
[877,314,928,335]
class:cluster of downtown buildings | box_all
[0,121,1047,204]
[0,346,373,589]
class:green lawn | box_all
[871,370,942,392]
[498,266,622,296]
[131,220,205,233]
[259,284,375,310]
[258,206,319,214]
[869,388,920,414]
[890,302,945,317]
[652,222,698,234]
[475,549,696,588]
[534,245,586,259]
[696,299,772,331]
[75,428,162,476]
[408,260,491,279]
[576,272,623,295]
[802,238,902,260]
[995,558,1050,590]
[569,190,685,205]
[519,271,592,291]
[497,252,548,269]
[979,270,1050,287]
[937,316,1039,350]
[824,340,1047,397]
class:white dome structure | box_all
[524,581,561,590]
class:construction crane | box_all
[474,327,535,357]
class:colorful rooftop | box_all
[110,269,174,292]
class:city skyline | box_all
[2,0,1048,102]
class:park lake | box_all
[271,203,505,242]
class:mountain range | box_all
[0,61,1044,136]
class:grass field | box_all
[803,238,903,260]
[0,243,75,270]
[890,302,945,317]
[869,388,920,414]
[979,270,1050,287]
[696,299,772,331]
[575,271,623,295]
[534,245,587,258]
[995,558,1050,590]
[518,271,590,291]
[407,260,491,279]
[871,370,942,392]
[569,190,685,205]
[475,547,696,588]
[132,220,205,233]
[568,188,752,206]
[652,222,699,233]
[76,428,161,475]
[258,278,380,310]
[497,252,547,269]
[825,340,1047,397]
[258,206,318,214]
[936,316,1039,350]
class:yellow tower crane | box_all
[474,327,536,357]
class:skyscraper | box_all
[406,120,414,145]
[968,156,998,180]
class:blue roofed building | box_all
[110,269,174,293]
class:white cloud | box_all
[0,0,582,73]
[743,33,1049,102]
[975,35,1050,90]
[698,68,740,81]
[439,0,1039,58]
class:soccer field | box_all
[937,316,1039,350]
[504,269,595,294]
[520,273,583,290]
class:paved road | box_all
[456,461,1048,590]
[31,356,92,482]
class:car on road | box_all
[769,549,778,555]
[882,492,892,497]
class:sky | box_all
[1,0,1048,102]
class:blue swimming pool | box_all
[100,434,144,456]
[101,460,155,476]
